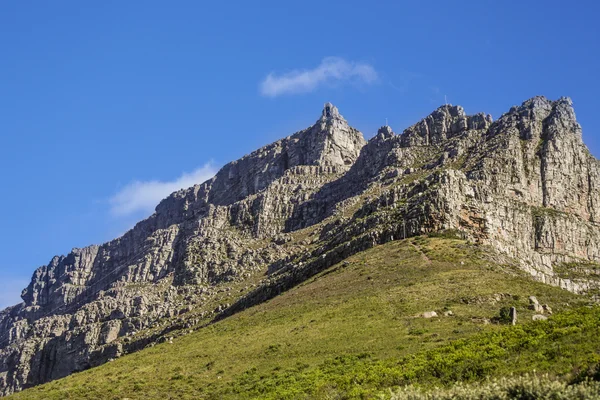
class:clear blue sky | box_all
[1,1,599,309]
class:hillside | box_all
[1,97,600,396]
[8,237,600,399]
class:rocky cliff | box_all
[1,97,599,396]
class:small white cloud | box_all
[109,163,217,217]
[260,56,378,97]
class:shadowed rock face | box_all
[1,97,599,396]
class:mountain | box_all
[7,237,598,399]
[1,97,599,397]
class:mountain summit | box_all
[1,97,599,396]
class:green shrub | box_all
[387,375,600,400]
[427,229,465,240]
[496,306,513,324]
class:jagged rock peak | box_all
[312,102,366,166]
[184,102,366,206]
[511,95,572,110]
[521,95,554,111]
[320,102,344,122]
[438,104,466,118]
[494,96,582,142]
[400,103,492,147]
[504,95,574,121]
[377,125,394,139]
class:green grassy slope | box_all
[9,237,598,399]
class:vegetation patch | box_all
[387,375,600,400]
[554,261,600,280]
[8,238,592,400]
[222,307,600,399]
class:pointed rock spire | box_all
[320,102,343,121]
[206,102,365,205]
[310,102,365,166]
[377,125,394,139]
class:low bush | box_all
[388,375,600,400]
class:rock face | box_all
[509,307,517,325]
[1,98,599,396]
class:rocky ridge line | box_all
[0,97,599,396]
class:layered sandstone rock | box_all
[1,98,599,396]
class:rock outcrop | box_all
[1,97,599,396]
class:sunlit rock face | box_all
[1,97,599,396]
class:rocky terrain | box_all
[1,97,599,396]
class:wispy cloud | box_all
[109,163,217,217]
[260,57,378,97]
